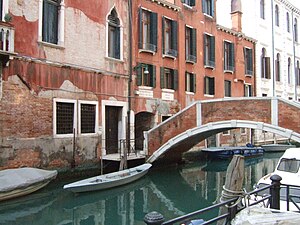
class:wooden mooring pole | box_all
[218,155,245,225]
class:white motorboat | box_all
[256,148,300,211]
[63,163,152,193]
[0,167,57,201]
[261,144,296,152]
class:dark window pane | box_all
[81,104,96,134]
[56,102,74,134]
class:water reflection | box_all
[0,153,283,225]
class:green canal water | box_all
[0,153,283,225]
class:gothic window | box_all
[107,8,121,59]
[294,18,298,42]
[287,12,290,32]
[275,53,281,82]
[260,0,265,19]
[275,4,279,27]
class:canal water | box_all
[0,153,283,225]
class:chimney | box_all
[231,0,242,32]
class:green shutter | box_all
[151,65,156,88]
[173,70,178,90]
[202,0,206,13]
[136,63,142,86]
[138,8,143,49]
[211,0,215,17]
[211,77,215,95]
[162,17,165,54]
[115,27,120,59]
[204,34,207,65]
[150,12,158,51]
[193,74,196,93]
[230,43,235,69]
[191,28,197,60]
[249,49,253,74]
[185,72,188,91]
[190,0,195,6]
[171,20,178,56]
[160,67,165,89]
[210,36,215,66]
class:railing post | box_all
[144,211,165,225]
[270,174,282,210]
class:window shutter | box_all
[249,85,252,96]
[230,43,235,69]
[138,8,143,49]
[204,34,207,65]
[162,17,165,54]
[265,57,271,79]
[192,73,196,92]
[150,12,158,51]
[185,72,188,92]
[160,67,165,89]
[115,27,120,59]
[243,48,246,73]
[204,77,207,94]
[202,0,206,13]
[210,77,215,95]
[211,0,215,17]
[249,49,253,74]
[173,70,178,90]
[190,0,195,6]
[191,28,197,60]
[211,36,215,65]
[171,20,178,56]
[44,1,58,44]
[136,63,142,86]
[42,1,49,42]
[151,65,156,88]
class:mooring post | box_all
[144,211,165,225]
[270,174,282,210]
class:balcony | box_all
[0,21,16,64]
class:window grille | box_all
[81,104,96,133]
[56,102,74,134]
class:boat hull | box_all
[63,163,152,193]
[261,144,296,152]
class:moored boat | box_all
[202,145,264,160]
[256,148,300,211]
[0,167,58,201]
[63,163,152,193]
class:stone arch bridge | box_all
[145,97,300,164]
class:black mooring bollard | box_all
[144,211,165,225]
[270,174,282,210]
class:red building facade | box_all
[0,0,255,170]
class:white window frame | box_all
[53,98,99,138]
[105,6,123,61]
[78,100,99,136]
[38,0,65,46]
[53,98,77,138]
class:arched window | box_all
[287,12,290,32]
[275,5,279,27]
[294,18,298,42]
[288,57,291,84]
[260,0,265,19]
[261,48,266,78]
[275,53,280,81]
[107,8,121,59]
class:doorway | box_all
[105,106,122,154]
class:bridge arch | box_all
[146,120,300,163]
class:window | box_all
[0,65,2,100]
[261,48,270,79]
[0,0,9,21]
[224,80,231,97]
[185,26,197,63]
[275,5,279,27]
[53,99,98,136]
[294,18,298,42]
[160,67,178,90]
[181,0,195,7]
[244,84,252,97]
[260,0,265,19]
[240,128,246,135]
[204,76,215,95]
[224,41,234,72]
[244,47,253,75]
[202,0,214,17]
[136,63,156,87]
[223,130,230,135]
[162,17,178,57]
[185,72,196,93]
[42,0,61,44]
[204,34,215,68]
[288,57,291,84]
[287,12,290,33]
[107,8,121,59]
[139,8,157,52]
[275,53,281,82]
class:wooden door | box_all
[105,106,121,154]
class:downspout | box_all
[271,0,276,97]
[126,0,133,170]
[292,10,297,100]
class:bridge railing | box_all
[144,175,300,225]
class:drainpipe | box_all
[292,11,298,101]
[271,0,276,98]
[126,0,133,170]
